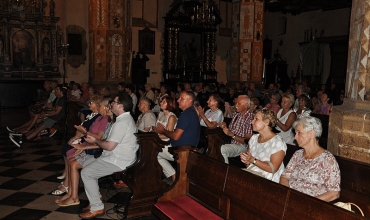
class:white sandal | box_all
[52,182,68,195]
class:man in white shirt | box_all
[79,93,138,219]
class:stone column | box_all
[327,0,370,163]
[229,0,264,83]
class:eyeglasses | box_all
[110,100,121,105]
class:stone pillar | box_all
[89,0,132,87]
[327,0,370,163]
[229,0,264,83]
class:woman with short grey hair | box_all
[280,116,340,202]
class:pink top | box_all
[281,149,341,197]
[82,115,109,146]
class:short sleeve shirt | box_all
[170,106,200,147]
[200,108,224,127]
[281,149,341,197]
[102,112,139,170]
[229,111,253,146]
[248,134,286,183]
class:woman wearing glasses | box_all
[52,95,105,195]
[55,98,111,206]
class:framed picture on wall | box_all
[139,27,155,54]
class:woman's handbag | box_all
[334,202,364,216]
[242,161,275,179]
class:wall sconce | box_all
[113,16,120,28]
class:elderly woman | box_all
[196,94,224,128]
[276,93,297,145]
[294,94,312,118]
[240,108,286,183]
[280,116,340,202]
[136,97,156,132]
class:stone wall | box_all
[328,99,370,163]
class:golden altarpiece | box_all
[0,0,61,78]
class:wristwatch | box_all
[232,134,236,139]
[253,158,257,164]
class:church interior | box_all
[0,0,370,219]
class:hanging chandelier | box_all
[10,0,36,8]
[190,0,217,27]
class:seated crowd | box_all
[6,79,341,219]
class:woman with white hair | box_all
[280,116,340,202]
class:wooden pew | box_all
[336,156,370,216]
[121,132,170,219]
[153,150,366,220]
[205,127,228,162]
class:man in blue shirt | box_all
[152,91,200,181]
[154,91,200,147]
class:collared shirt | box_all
[229,110,253,146]
[102,112,138,170]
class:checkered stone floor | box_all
[0,109,159,220]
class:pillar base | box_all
[328,98,370,163]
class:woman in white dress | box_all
[276,93,297,145]
[240,108,286,183]
[155,96,177,182]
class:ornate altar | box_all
[0,0,61,79]
[162,0,222,83]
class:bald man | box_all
[219,95,253,164]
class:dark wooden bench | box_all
[153,150,366,219]
[206,130,370,217]
[119,132,170,219]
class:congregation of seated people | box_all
[6,79,342,219]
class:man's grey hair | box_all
[293,116,322,138]
[238,95,251,107]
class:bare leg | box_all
[79,112,85,123]
[58,159,82,205]
[25,125,45,140]
[55,158,74,203]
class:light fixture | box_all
[190,0,217,27]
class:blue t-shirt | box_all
[170,106,200,147]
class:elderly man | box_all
[79,93,138,219]
[152,91,200,181]
[144,83,155,102]
[219,95,253,164]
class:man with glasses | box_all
[78,93,138,219]
[219,95,253,164]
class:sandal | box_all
[52,182,68,195]
[58,198,80,207]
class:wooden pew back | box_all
[225,166,289,220]
[186,151,229,217]
[336,156,370,216]
[122,132,169,218]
